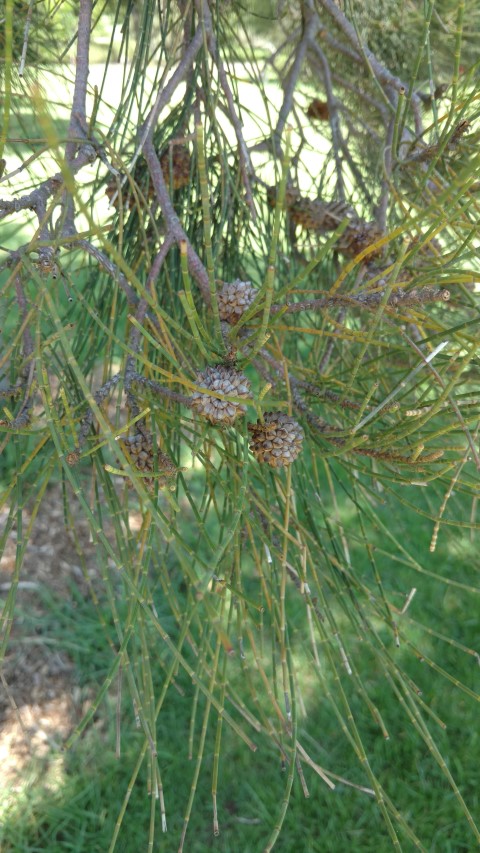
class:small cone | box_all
[160,145,191,190]
[105,178,133,209]
[267,185,301,209]
[248,412,304,468]
[306,99,330,121]
[337,220,383,258]
[66,450,80,466]
[290,197,352,232]
[120,432,177,491]
[268,186,352,232]
[218,280,257,325]
[191,365,250,425]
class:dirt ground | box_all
[0,484,100,791]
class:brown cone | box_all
[218,280,257,325]
[191,365,250,425]
[248,412,304,467]
[120,432,177,491]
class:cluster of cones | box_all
[267,186,383,259]
[190,280,304,469]
[102,137,390,471]
[191,360,304,469]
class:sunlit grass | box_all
[1,489,479,853]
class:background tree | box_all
[1,0,480,850]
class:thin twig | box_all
[78,374,122,445]
[60,0,93,237]
[132,24,204,173]
[402,334,480,470]
[318,308,345,374]
[142,138,211,303]
[375,108,395,231]
[130,374,192,407]
[0,147,96,223]
[307,42,345,200]
[124,297,151,419]
[65,0,92,160]
[10,276,36,428]
[330,70,387,117]
[270,286,451,315]
[73,239,138,304]
[315,0,422,116]
[195,0,256,215]
[146,234,175,291]
[18,0,35,76]
[273,2,320,153]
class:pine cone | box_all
[268,185,382,258]
[268,186,352,232]
[248,412,304,467]
[267,185,301,209]
[191,365,250,425]
[105,177,152,210]
[290,197,352,232]
[120,432,177,491]
[218,280,258,325]
[66,449,80,466]
[160,145,191,190]
[337,220,383,259]
[105,178,132,209]
[306,99,330,121]
[449,119,470,146]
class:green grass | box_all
[1,481,478,853]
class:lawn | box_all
[0,463,478,852]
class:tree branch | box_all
[307,42,345,200]
[0,146,96,223]
[72,239,138,304]
[142,137,211,303]
[195,0,255,214]
[315,0,422,113]
[273,2,320,152]
[65,0,92,160]
[271,286,451,315]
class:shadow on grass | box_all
[1,685,477,853]
[0,568,479,853]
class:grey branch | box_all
[142,137,211,303]
[65,0,92,159]
[271,286,451,315]
[274,3,320,151]
[315,0,422,132]
[308,42,345,200]
[72,239,138,304]
[195,0,255,214]
[0,147,96,223]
